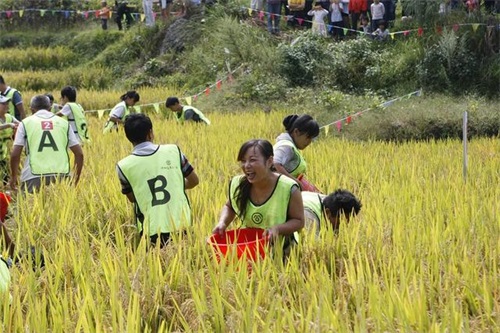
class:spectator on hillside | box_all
[45,93,60,114]
[0,75,26,120]
[143,0,155,27]
[287,0,305,27]
[251,0,263,14]
[116,114,199,247]
[308,3,329,36]
[10,95,84,194]
[372,19,389,41]
[99,1,111,30]
[330,0,345,40]
[267,0,282,34]
[359,14,371,35]
[341,0,351,31]
[349,0,367,32]
[165,97,211,125]
[381,0,395,24]
[115,0,135,30]
[370,0,385,32]
[439,0,451,15]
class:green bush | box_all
[69,30,123,60]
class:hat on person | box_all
[0,96,10,104]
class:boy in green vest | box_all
[302,189,361,235]
[0,96,19,185]
[9,95,84,194]
[165,97,211,125]
[116,113,200,247]
[0,75,26,120]
[57,86,90,144]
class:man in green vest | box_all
[302,189,361,235]
[165,96,211,125]
[0,75,26,120]
[57,86,90,144]
[116,113,200,247]
[9,95,84,194]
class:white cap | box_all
[0,96,10,103]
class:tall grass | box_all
[0,109,498,331]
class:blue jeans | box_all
[267,3,281,33]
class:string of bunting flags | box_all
[320,89,422,135]
[85,64,244,119]
[243,6,487,37]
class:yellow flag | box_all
[97,110,105,119]
[472,24,479,32]
[109,11,113,18]
[185,96,192,106]
[324,125,329,136]
[140,14,145,22]
[40,10,46,17]
[248,8,253,16]
[19,10,24,17]
[153,103,160,114]
[390,33,395,40]
[134,106,141,113]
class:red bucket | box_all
[0,192,11,222]
[207,228,269,262]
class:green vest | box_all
[117,144,191,236]
[67,103,90,144]
[23,114,70,175]
[229,174,297,229]
[0,257,10,300]
[103,101,129,133]
[302,191,325,223]
[3,88,19,117]
[176,106,211,125]
[0,114,15,160]
[273,140,307,178]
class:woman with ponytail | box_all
[213,139,304,253]
[103,90,140,134]
[273,114,320,192]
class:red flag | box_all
[216,80,222,90]
[297,18,304,25]
[258,11,264,21]
[153,12,157,19]
[346,116,352,124]
[403,30,410,36]
[95,10,100,18]
[193,95,198,101]
[227,74,233,83]
[6,11,12,18]
[453,24,459,32]
[417,27,423,37]
[84,11,89,19]
[271,13,274,20]
[436,26,443,35]
[336,121,342,132]
[204,87,210,96]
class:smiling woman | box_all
[212,139,305,256]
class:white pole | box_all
[463,111,468,182]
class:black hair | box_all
[283,114,320,138]
[323,189,362,219]
[234,139,274,218]
[61,86,77,102]
[165,96,180,107]
[378,20,386,28]
[124,113,152,144]
[0,75,5,85]
[120,90,140,102]
[45,93,54,102]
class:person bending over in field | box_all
[10,95,84,194]
[273,114,320,192]
[302,189,361,235]
[103,91,140,134]
[213,139,304,257]
[116,114,200,247]
[165,97,211,125]
[57,86,90,145]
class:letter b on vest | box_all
[147,175,170,206]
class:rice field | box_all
[0,105,498,332]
